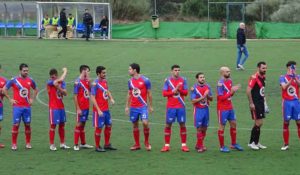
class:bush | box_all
[111,0,150,21]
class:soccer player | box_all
[161,65,189,152]
[125,63,153,151]
[190,72,213,153]
[3,63,39,151]
[247,62,268,150]
[279,61,300,151]
[73,65,93,151]
[217,66,243,153]
[91,66,117,152]
[47,68,70,151]
[0,64,7,148]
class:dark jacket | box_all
[83,12,93,26]
[236,28,246,45]
[100,19,109,28]
[59,11,67,26]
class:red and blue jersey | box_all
[47,79,66,109]
[0,76,7,107]
[162,76,188,108]
[190,83,212,108]
[280,74,300,100]
[74,78,90,110]
[91,79,109,111]
[128,75,151,108]
[5,76,37,107]
[217,78,233,110]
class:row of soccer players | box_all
[0,61,299,152]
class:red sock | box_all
[49,124,56,145]
[197,131,204,147]
[12,125,19,145]
[180,127,187,144]
[283,123,289,145]
[218,130,224,148]
[94,128,102,148]
[80,126,86,145]
[58,123,65,144]
[202,131,207,141]
[104,126,111,146]
[297,123,300,139]
[133,128,140,146]
[230,127,237,145]
[74,126,80,145]
[144,128,150,144]
[164,127,171,145]
[25,125,31,144]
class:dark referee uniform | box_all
[248,73,265,119]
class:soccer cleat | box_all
[257,143,267,149]
[197,146,207,153]
[104,144,117,151]
[238,64,245,70]
[95,146,106,152]
[230,143,243,151]
[220,146,230,153]
[80,144,94,149]
[11,144,17,151]
[25,143,32,149]
[50,144,57,151]
[0,143,5,148]
[130,144,141,151]
[60,143,70,149]
[281,144,289,151]
[160,145,170,152]
[248,142,259,150]
[181,145,190,152]
[73,145,80,151]
[144,143,152,151]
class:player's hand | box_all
[249,103,255,111]
[10,99,17,105]
[232,84,241,92]
[29,99,34,105]
[204,90,209,97]
[110,99,115,105]
[62,67,67,72]
[125,107,129,115]
[77,108,82,115]
[148,106,154,113]
[264,102,270,113]
[97,110,103,117]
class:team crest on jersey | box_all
[103,90,109,100]
[200,99,207,105]
[173,93,180,98]
[56,90,62,99]
[19,88,28,98]
[260,87,265,97]
[27,82,31,85]
[84,90,90,98]
[132,88,141,97]
[287,86,296,96]
[139,82,143,85]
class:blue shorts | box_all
[76,109,89,123]
[282,100,300,121]
[13,107,31,124]
[93,110,112,128]
[166,108,186,124]
[194,107,209,128]
[0,106,3,121]
[129,107,148,123]
[217,109,236,125]
[49,108,66,125]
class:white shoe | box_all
[248,142,259,150]
[257,143,267,149]
[80,144,94,149]
[236,67,241,71]
[11,144,17,151]
[50,144,57,151]
[25,144,32,149]
[238,64,245,70]
[73,145,80,151]
[281,145,289,151]
[60,143,70,149]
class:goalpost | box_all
[36,1,112,39]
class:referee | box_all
[246,61,269,150]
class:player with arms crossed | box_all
[161,65,189,152]
[3,63,38,151]
[125,63,153,151]
[279,61,300,151]
[190,72,213,153]
[217,67,243,153]
[91,66,117,152]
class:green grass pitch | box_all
[0,39,300,175]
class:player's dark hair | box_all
[79,65,90,73]
[96,66,106,75]
[171,64,180,70]
[49,68,58,76]
[257,61,266,68]
[195,72,204,79]
[286,61,296,67]
[130,63,140,73]
[19,63,28,71]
